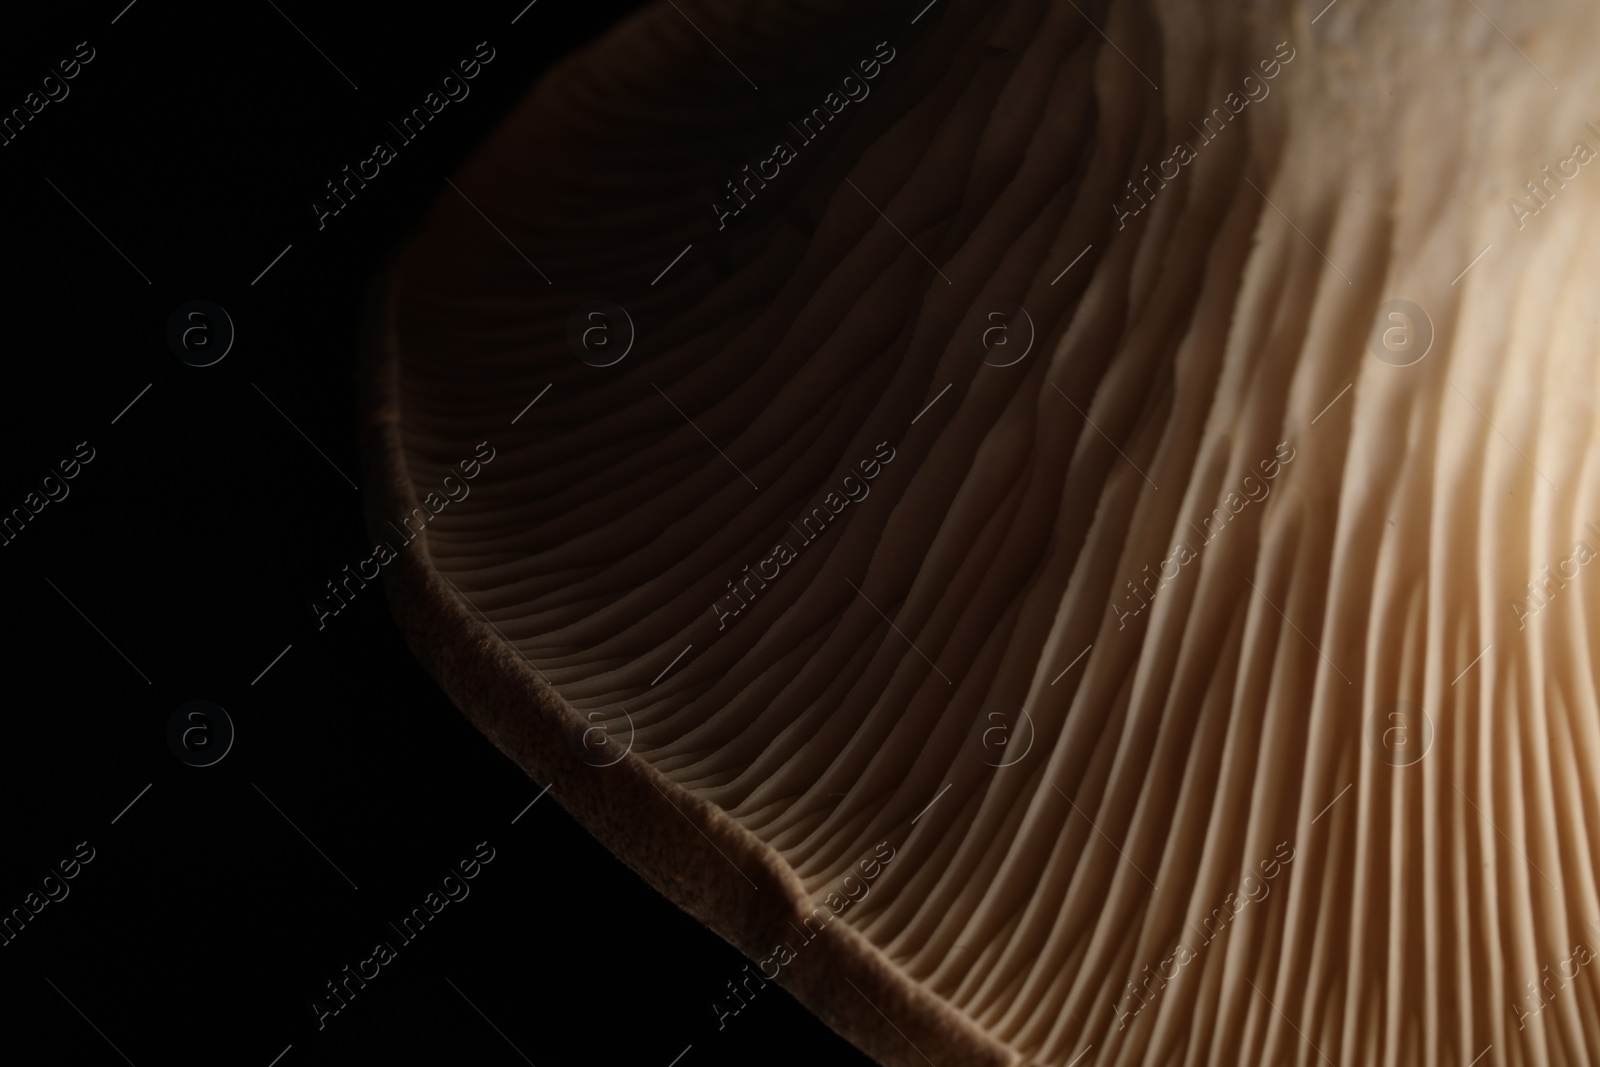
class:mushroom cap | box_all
[361,0,1600,1063]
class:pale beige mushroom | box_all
[362,0,1600,1062]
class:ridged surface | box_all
[373,0,1600,1062]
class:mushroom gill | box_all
[360,0,1600,1063]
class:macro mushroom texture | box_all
[361,0,1600,1063]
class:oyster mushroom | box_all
[361,0,1600,1063]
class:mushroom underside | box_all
[362,1,1600,1063]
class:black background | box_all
[0,2,874,1063]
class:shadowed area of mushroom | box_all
[360,0,1600,1063]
